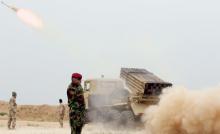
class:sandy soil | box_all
[0,100,146,133]
[0,120,145,134]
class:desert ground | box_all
[0,120,145,134]
[0,101,145,134]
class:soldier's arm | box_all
[8,98,12,109]
[14,98,17,106]
[67,88,75,105]
[12,98,17,112]
[58,106,61,114]
[62,105,65,115]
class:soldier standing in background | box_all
[8,91,17,130]
[58,99,65,128]
[67,73,86,134]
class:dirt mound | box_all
[0,100,69,122]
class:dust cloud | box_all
[86,80,133,128]
[143,86,220,134]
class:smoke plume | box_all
[143,86,220,134]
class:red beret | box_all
[72,73,82,80]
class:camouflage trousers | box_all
[8,110,16,129]
[71,125,83,134]
[59,114,64,128]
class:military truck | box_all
[84,68,172,124]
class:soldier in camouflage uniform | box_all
[8,91,17,130]
[67,73,85,134]
[58,99,65,128]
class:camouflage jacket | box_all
[8,97,17,113]
[67,84,86,127]
[58,104,65,116]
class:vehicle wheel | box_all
[104,110,121,122]
[120,110,135,127]
[87,110,104,122]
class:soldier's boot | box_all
[7,124,11,130]
[71,127,77,134]
[59,122,63,128]
[76,125,83,134]
[60,122,63,128]
[59,118,62,128]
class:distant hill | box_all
[0,100,69,122]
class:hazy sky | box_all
[0,0,219,104]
